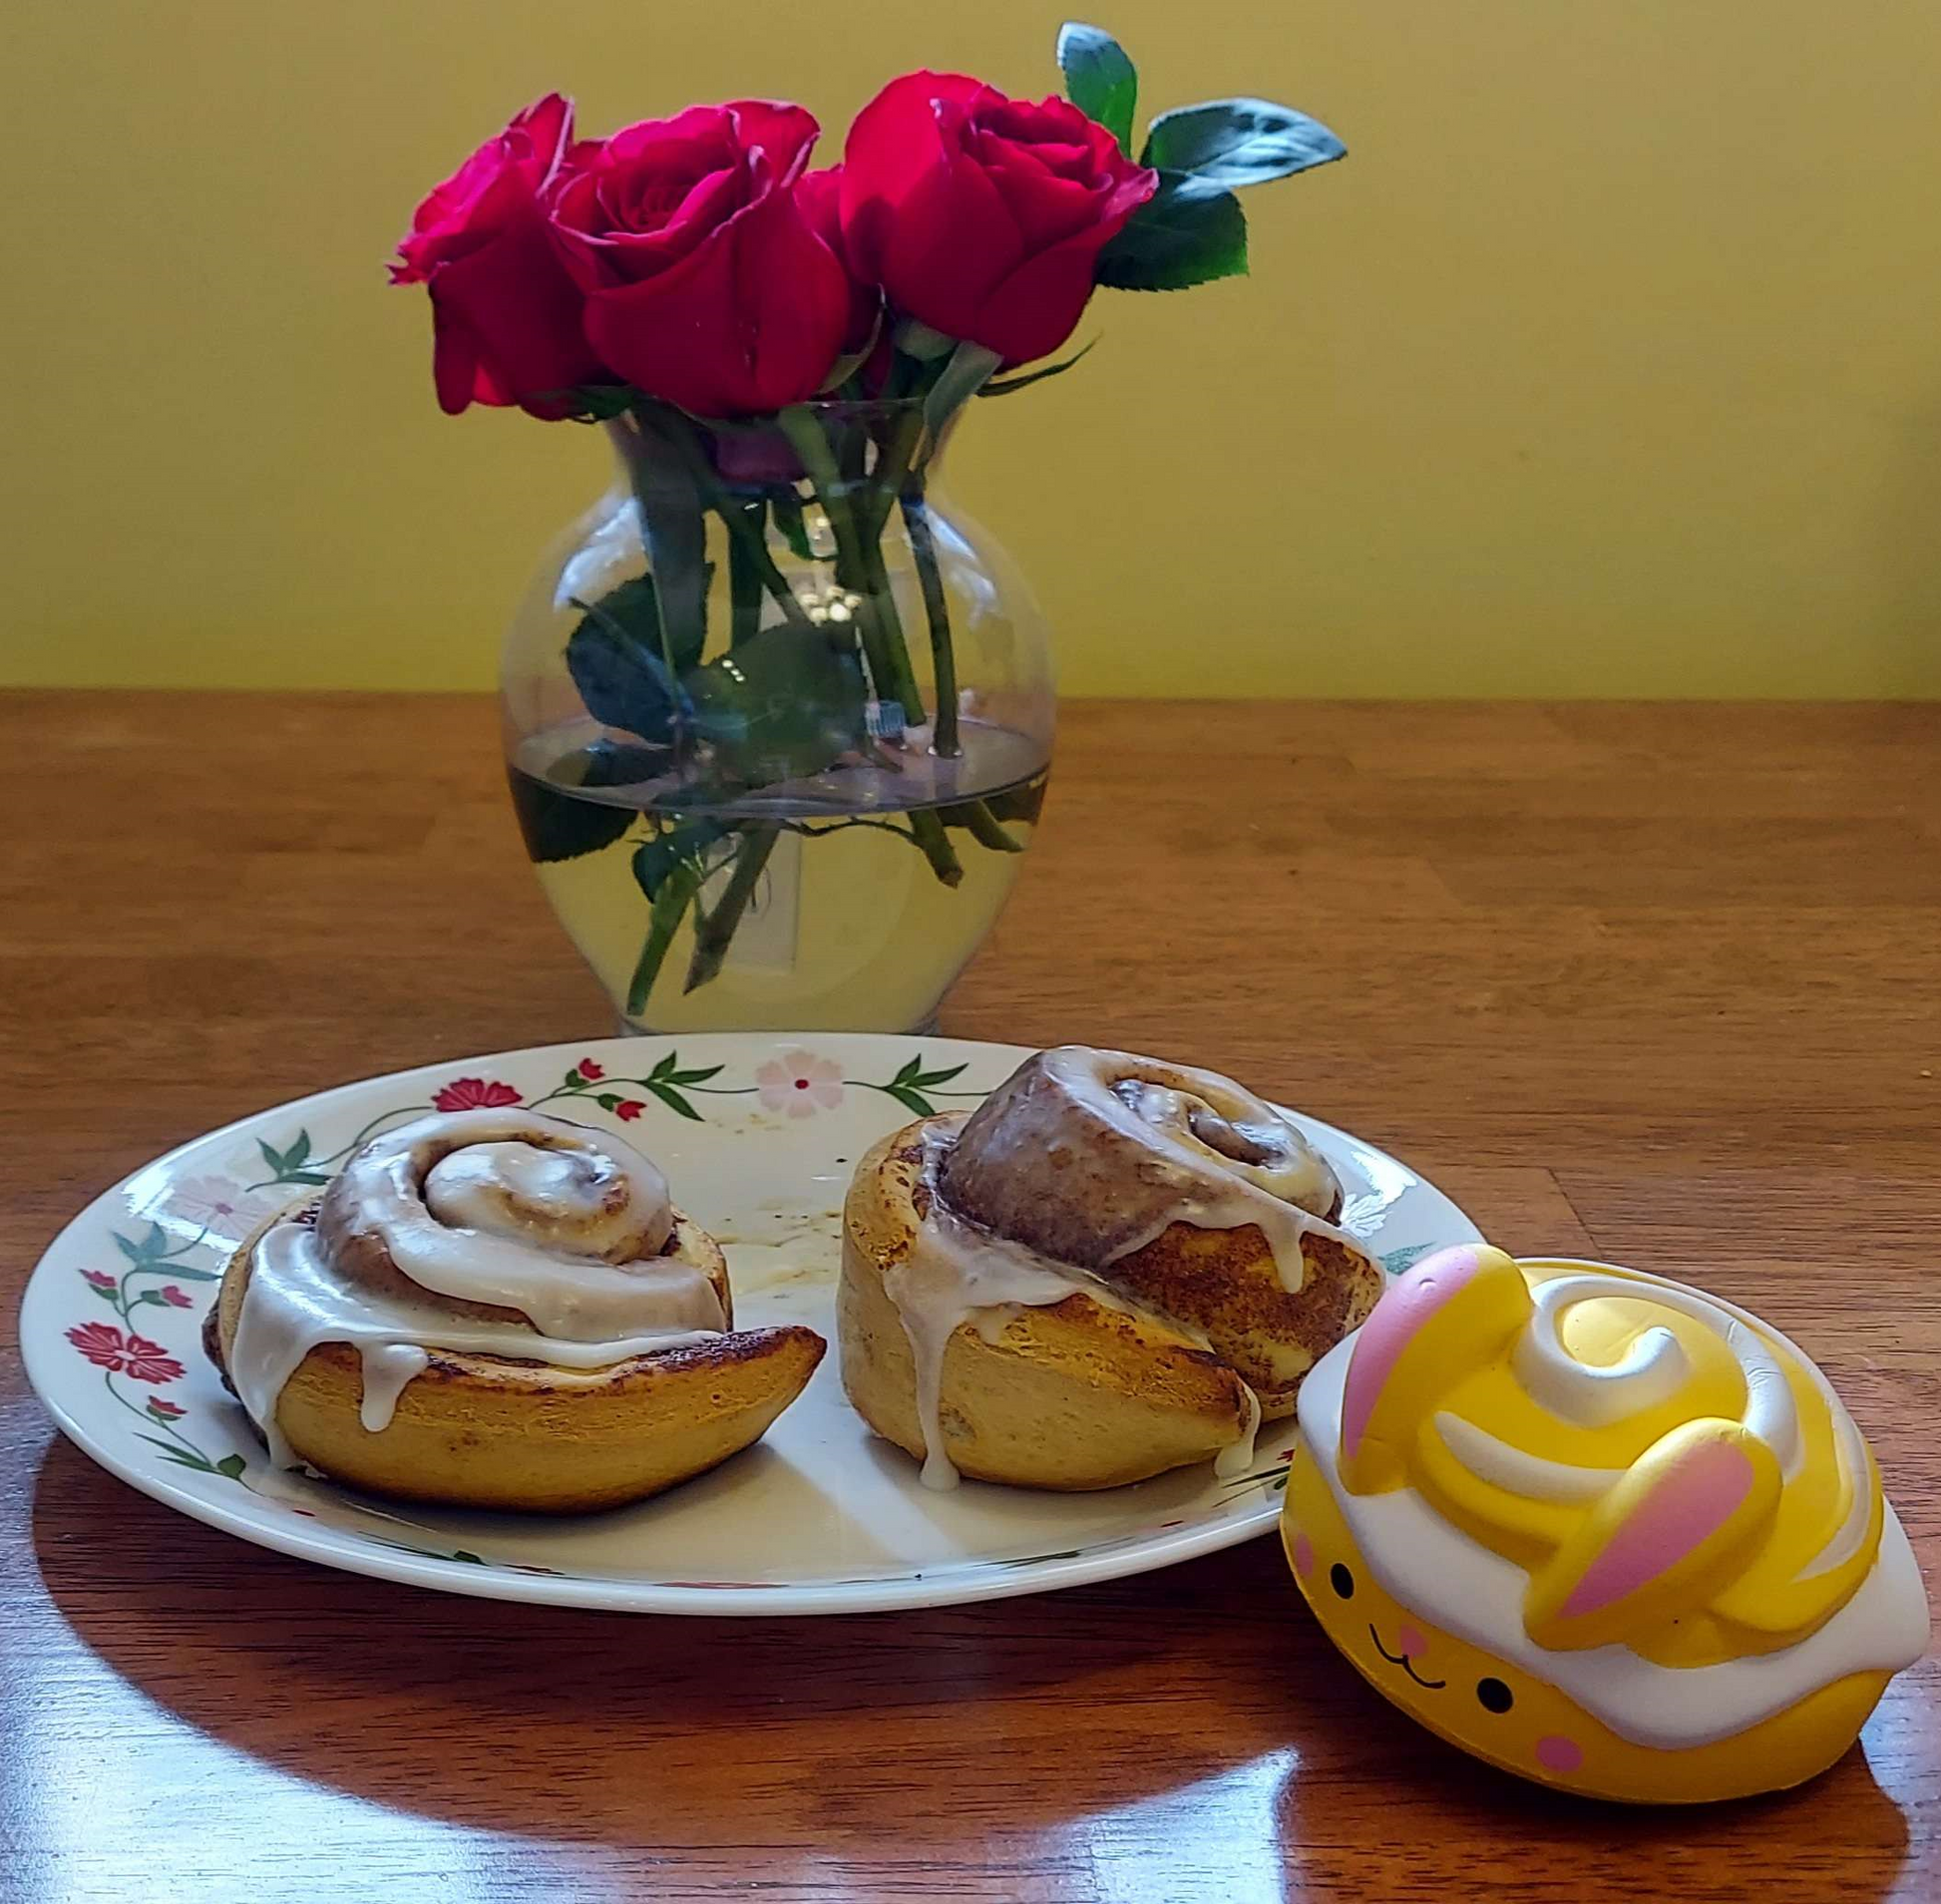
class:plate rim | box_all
[19,1030,1480,1617]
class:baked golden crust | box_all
[839,1123,1259,1489]
[208,1200,824,1513]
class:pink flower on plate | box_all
[169,1175,279,1231]
[83,1270,118,1291]
[755,1050,845,1118]
[432,1077,522,1114]
[578,1057,605,1081]
[614,1100,645,1122]
[159,1286,194,1310]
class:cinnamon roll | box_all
[839,1047,1382,1490]
[205,1107,824,1512]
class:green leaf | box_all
[682,622,868,785]
[282,1170,333,1187]
[284,1132,310,1169]
[136,1433,213,1471]
[509,739,657,866]
[647,1050,678,1080]
[254,1140,285,1177]
[890,1055,923,1085]
[1095,171,1248,291]
[665,1064,724,1085]
[214,1453,248,1480]
[113,1232,147,1265]
[451,1549,487,1565]
[645,1081,703,1122]
[156,1263,220,1282]
[885,1084,937,1117]
[908,1063,970,1088]
[595,1093,621,1111]
[1057,22,1138,153]
[88,1282,121,1305]
[632,819,728,902]
[770,486,813,563]
[557,383,645,423]
[1141,98,1345,190]
[1380,1242,1441,1278]
[565,580,690,745]
[979,339,1098,399]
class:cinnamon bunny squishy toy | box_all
[1284,1245,1928,1802]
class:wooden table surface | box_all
[2,692,1936,1903]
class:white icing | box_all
[1301,1325,1930,1749]
[1214,1383,1264,1481]
[1040,1047,1352,1292]
[231,1217,717,1471]
[884,1135,1093,1492]
[327,1109,720,1342]
[1432,1411,1619,1503]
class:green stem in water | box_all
[908,809,964,888]
[684,824,779,993]
[728,498,764,648]
[626,861,705,1019]
[901,486,959,757]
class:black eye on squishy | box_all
[1476,1678,1514,1714]
[1330,1562,1355,1601]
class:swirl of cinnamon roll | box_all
[941,1047,1346,1280]
[840,1046,1381,1491]
[315,1108,722,1339]
[206,1107,823,1513]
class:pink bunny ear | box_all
[1338,1245,1529,1494]
[1526,1418,1781,1651]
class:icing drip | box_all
[319,1108,720,1342]
[940,1046,1351,1294]
[1301,1344,1930,1749]
[1214,1382,1264,1481]
[232,1220,716,1470]
[888,1127,1258,1491]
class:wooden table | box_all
[2,693,1936,1903]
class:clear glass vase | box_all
[502,399,1054,1033]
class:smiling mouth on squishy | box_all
[1368,1625,1446,1690]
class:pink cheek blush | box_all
[1292,1532,1316,1579]
[1395,1626,1427,1659]
[1535,1734,1584,1774]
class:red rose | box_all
[391,94,605,417]
[795,166,880,353]
[841,74,1157,366]
[550,102,858,418]
[614,1100,645,1122]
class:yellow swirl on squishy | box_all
[1283,1246,1929,1802]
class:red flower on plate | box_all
[432,1077,523,1114]
[578,1057,605,1081]
[124,1333,186,1384]
[614,1099,645,1122]
[68,1322,130,1370]
[159,1286,194,1309]
[68,1322,180,1381]
[148,1397,187,1420]
[83,1270,118,1291]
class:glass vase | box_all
[501,399,1054,1034]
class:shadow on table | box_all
[1269,1640,1916,1902]
[32,1437,1338,1859]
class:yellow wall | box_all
[4,1,1938,696]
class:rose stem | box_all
[683,823,779,993]
[626,862,704,1019]
[727,497,764,647]
[900,484,960,758]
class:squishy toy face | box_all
[1284,1247,1929,1803]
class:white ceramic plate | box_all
[20,1033,1480,1616]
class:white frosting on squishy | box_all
[1301,1333,1930,1750]
[232,1220,716,1470]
